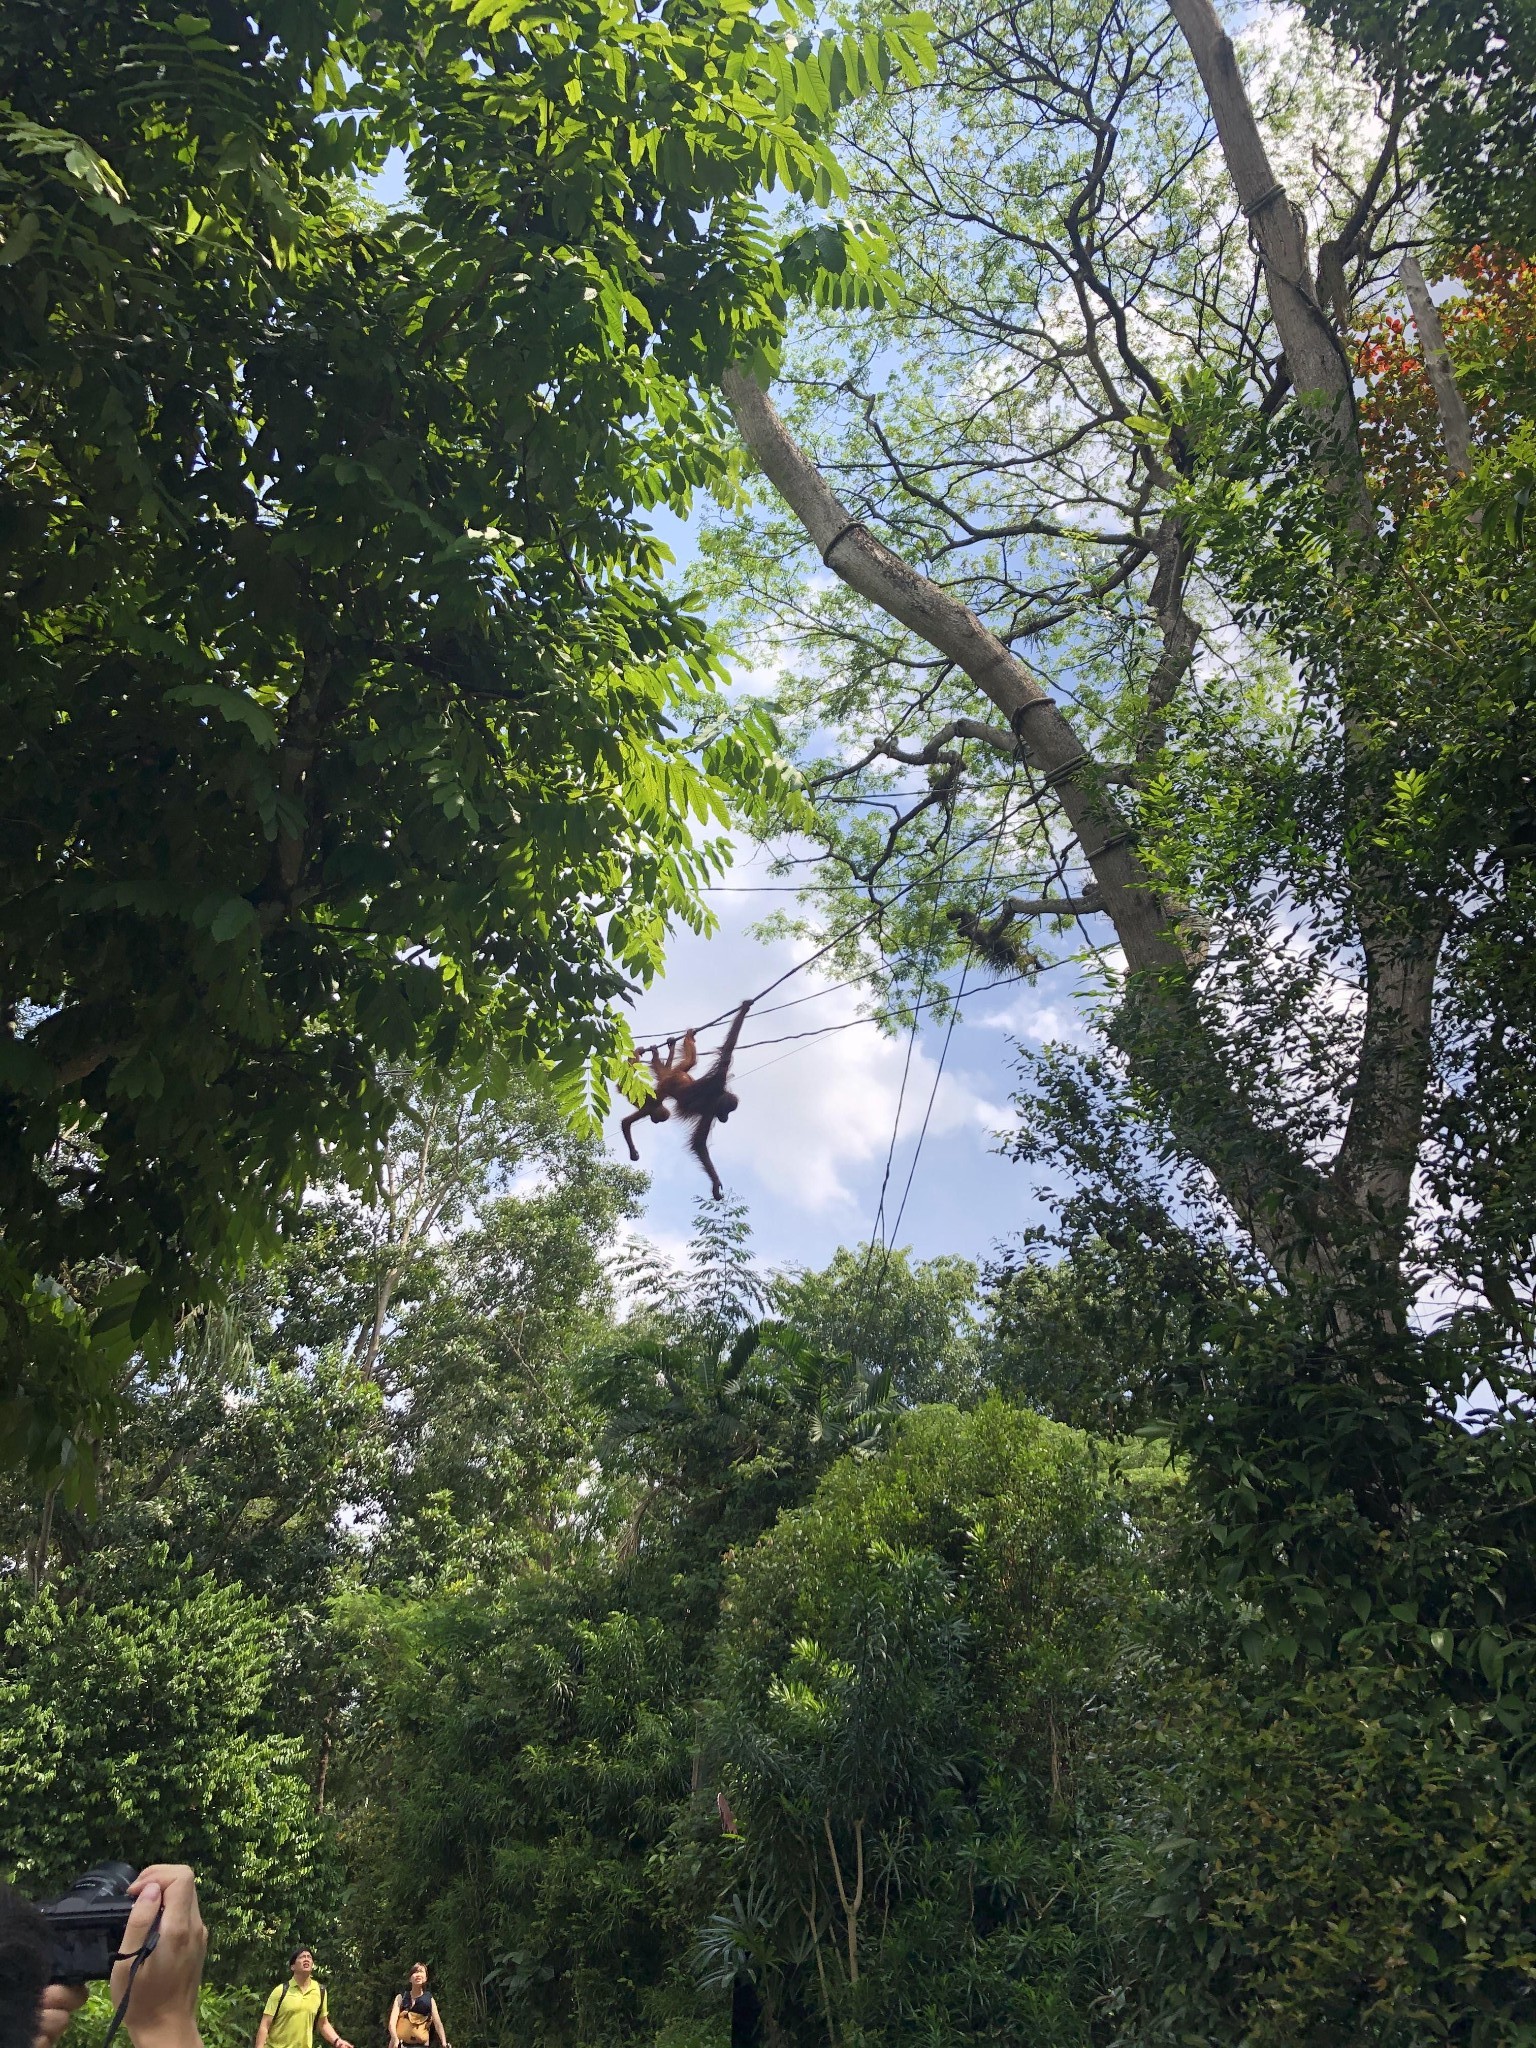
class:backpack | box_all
[397,1999,430,2048]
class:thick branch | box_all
[721,366,1183,980]
[1141,515,1201,758]
[1398,255,1474,479]
[1168,0,1361,476]
[839,717,1020,777]
[994,890,1104,919]
[53,1044,117,1087]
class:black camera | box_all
[38,1863,138,1984]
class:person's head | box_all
[290,1948,315,1984]
[716,1089,738,1123]
[0,1882,50,2048]
[407,1965,428,1994]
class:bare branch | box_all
[1315,94,1406,323]
[1398,255,1474,479]
[720,365,1184,981]
[860,717,1021,770]
[994,890,1105,918]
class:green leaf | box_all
[209,897,258,942]
[165,683,280,749]
[0,1037,54,1095]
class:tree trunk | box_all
[823,1812,864,1986]
[1398,255,1474,478]
[29,1484,58,1592]
[731,1977,764,2048]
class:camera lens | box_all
[67,1864,137,1899]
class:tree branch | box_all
[1398,255,1474,479]
[1315,95,1406,324]
[995,890,1105,919]
[1168,0,1361,474]
[840,717,1021,776]
[720,366,1183,981]
[1141,514,1201,758]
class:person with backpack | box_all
[254,1949,353,2048]
[387,1965,448,2048]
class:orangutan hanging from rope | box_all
[621,1001,752,1198]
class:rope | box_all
[733,971,1033,1056]
[101,1911,164,2048]
[886,773,1015,1247]
[843,789,967,1361]
[820,518,867,566]
[1241,181,1287,220]
[627,834,989,1048]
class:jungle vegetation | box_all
[3,0,1535,2042]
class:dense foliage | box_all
[702,1401,1131,2045]
[0,1561,326,1965]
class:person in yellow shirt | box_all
[254,1950,354,2048]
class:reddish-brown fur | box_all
[621,1003,751,1198]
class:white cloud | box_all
[729,987,1007,1211]
[971,990,1090,1043]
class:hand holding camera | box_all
[4,1861,206,2048]
[107,1868,207,2048]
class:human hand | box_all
[34,1984,86,2048]
[110,1866,207,2048]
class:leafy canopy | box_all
[0,0,928,1476]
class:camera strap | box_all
[100,1906,165,2048]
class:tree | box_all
[336,1570,702,2048]
[700,1401,1134,2046]
[704,0,1536,2029]
[332,1219,902,2048]
[368,1140,641,1589]
[711,0,1450,1312]
[768,1244,981,1405]
[0,1556,327,1968]
[0,1051,643,1877]
[0,0,927,1476]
